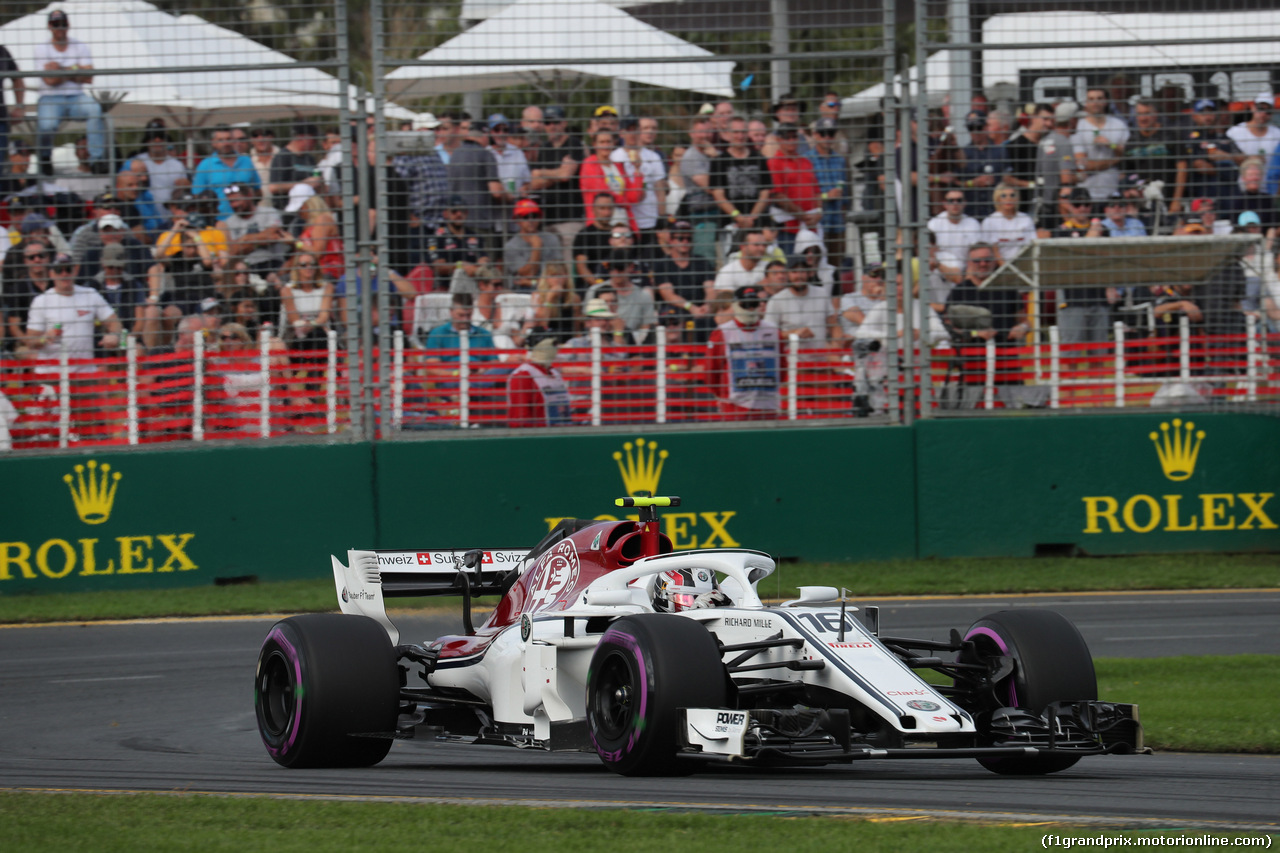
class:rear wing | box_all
[359,548,529,597]
[332,548,529,644]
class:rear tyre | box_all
[958,608,1096,776]
[587,614,728,776]
[255,613,399,768]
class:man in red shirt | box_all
[767,124,822,259]
[507,328,570,428]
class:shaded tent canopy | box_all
[0,0,417,128]
[982,236,1260,291]
[387,0,735,100]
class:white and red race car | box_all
[254,496,1145,775]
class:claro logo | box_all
[1,459,198,581]
[1083,420,1275,534]
[543,438,739,548]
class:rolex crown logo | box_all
[1149,419,1205,482]
[64,459,123,524]
[613,438,668,496]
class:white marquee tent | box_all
[386,0,735,100]
[0,0,416,128]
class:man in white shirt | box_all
[927,191,982,306]
[1225,92,1280,163]
[34,9,106,176]
[611,116,667,232]
[487,114,531,237]
[714,230,770,291]
[1071,88,1130,201]
[24,253,121,372]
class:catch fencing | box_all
[2,0,1280,457]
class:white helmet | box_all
[654,567,719,613]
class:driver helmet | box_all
[654,567,718,612]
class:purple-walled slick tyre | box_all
[255,613,399,768]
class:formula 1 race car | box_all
[254,496,1146,775]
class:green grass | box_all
[1097,655,1280,753]
[1,552,1275,624]
[1,793,1274,852]
[768,552,1280,599]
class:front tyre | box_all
[959,608,1097,776]
[587,615,728,776]
[255,613,399,768]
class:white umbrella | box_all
[386,0,735,100]
[0,0,416,128]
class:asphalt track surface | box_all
[1,590,1277,831]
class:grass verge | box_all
[1,552,1276,624]
[1097,655,1280,753]
[1,794,1274,852]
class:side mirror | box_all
[780,585,841,606]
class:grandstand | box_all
[0,0,1278,451]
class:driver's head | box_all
[654,568,718,613]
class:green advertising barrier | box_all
[915,414,1280,557]
[371,426,918,564]
[2,414,1276,594]
[0,443,376,593]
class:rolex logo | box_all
[1150,419,1205,482]
[613,438,668,496]
[64,460,122,524]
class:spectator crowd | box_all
[0,10,1277,431]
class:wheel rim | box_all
[592,651,637,740]
[258,649,296,738]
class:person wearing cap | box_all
[805,91,849,157]
[710,116,771,232]
[1041,188,1120,344]
[1071,88,1131,202]
[764,258,840,350]
[267,123,322,213]
[25,252,121,370]
[584,250,656,343]
[33,10,106,176]
[154,190,228,265]
[579,105,619,159]
[391,113,449,241]
[610,116,667,234]
[559,295,633,379]
[191,125,262,221]
[429,196,487,284]
[530,104,584,242]
[93,242,146,346]
[487,114,531,220]
[133,121,188,207]
[580,129,645,233]
[506,328,571,428]
[1226,92,1280,164]
[766,124,822,259]
[809,116,851,264]
[1179,99,1234,202]
[957,111,1010,216]
[927,189,982,305]
[220,184,290,274]
[653,220,715,341]
[702,284,781,419]
[81,211,152,284]
[503,198,563,290]
[1096,190,1148,238]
